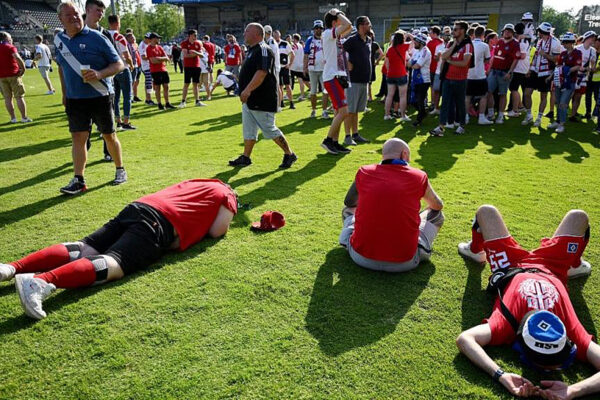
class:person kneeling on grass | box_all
[0,179,237,320]
[339,138,444,272]
[456,205,598,399]
[209,68,238,97]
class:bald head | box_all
[382,138,410,161]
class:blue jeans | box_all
[440,79,466,125]
[114,68,132,119]
[555,87,574,124]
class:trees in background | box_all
[541,6,576,36]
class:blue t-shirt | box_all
[54,26,120,99]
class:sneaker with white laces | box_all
[521,115,533,125]
[568,259,592,279]
[458,241,486,264]
[310,110,316,118]
[60,177,87,195]
[46,90,55,95]
[0,263,16,282]
[178,101,186,108]
[507,110,520,117]
[429,126,445,137]
[478,116,493,125]
[344,135,357,146]
[384,114,393,120]
[400,115,411,122]
[495,115,504,124]
[21,117,33,123]
[455,125,466,135]
[113,168,127,185]
[548,121,559,129]
[15,273,56,320]
[555,124,565,133]
[533,118,542,127]
[195,100,207,107]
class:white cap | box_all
[502,23,515,32]
[522,12,534,21]
[583,30,597,41]
[538,22,552,34]
[560,32,576,42]
[264,25,272,34]
[313,19,324,28]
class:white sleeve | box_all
[551,39,561,55]
[485,45,491,59]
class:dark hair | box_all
[514,22,525,35]
[467,27,475,37]
[392,31,405,47]
[324,12,338,29]
[431,26,441,35]
[355,16,369,26]
[484,28,493,37]
[203,35,210,41]
[217,68,223,75]
[293,33,300,41]
[485,31,497,43]
[34,34,43,42]
[470,22,480,29]
[454,20,468,32]
[474,26,485,38]
[85,0,105,9]
[107,14,119,25]
[188,29,197,36]
[125,28,133,34]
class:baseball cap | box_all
[537,22,552,34]
[313,19,324,28]
[522,12,534,21]
[420,26,428,34]
[251,211,285,231]
[144,32,152,39]
[583,30,597,41]
[502,23,515,32]
[514,310,576,370]
[264,25,273,34]
[414,33,427,45]
[148,32,161,39]
[560,32,576,42]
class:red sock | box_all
[11,244,71,273]
[470,219,484,254]
[35,258,96,289]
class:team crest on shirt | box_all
[567,242,579,254]
[79,44,86,50]
[518,278,560,310]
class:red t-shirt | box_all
[181,40,203,68]
[491,38,520,71]
[0,43,20,78]
[203,41,215,64]
[445,42,473,80]
[427,37,443,74]
[385,43,410,78]
[137,179,238,251]
[486,272,593,362]
[558,49,583,83]
[224,43,241,66]
[350,164,428,263]
[146,45,167,73]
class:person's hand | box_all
[499,373,536,397]
[526,70,531,78]
[538,381,571,400]
[240,88,251,103]
[17,67,25,77]
[504,72,512,81]
[83,69,102,82]
[347,60,353,71]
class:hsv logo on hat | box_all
[251,211,285,231]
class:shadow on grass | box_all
[305,247,435,356]
[460,261,491,330]
[277,116,331,135]
[415,133,480,178]
[568,276,597,339]
[530,128,590,163]
[0,236,223,335]
[186,112,242,135]
[0,162,71,197]
[0,137,72,163]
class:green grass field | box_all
[1,66,600,399]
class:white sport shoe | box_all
[46,90,55,95]
[384,115,393,121]
[507,110,520,117]
[458,241,486,264]
[321,111,330,119]
[478,116,493,125]
[0,263,16,282]
[455,126,466,135]
[555,124,565,133]
[9,118,17,124]
[568,259,592,279]
[400,115,411,122]
[548,121,559,129]
[178,101,186,108]
[15,273,56,320]
[495,115,504,124]
[444,123,454,129]
[429,108,440,115]
[521,115,533,125]
[21,117,33,123]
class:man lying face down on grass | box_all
[456,205,600,399]
[0,179,237,320]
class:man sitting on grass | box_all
[456,205,599,399]
[339,138,444,272]
[0,179,237,320]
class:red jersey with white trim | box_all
[490,38,520,71]
[446,42,473,80]
[137,179,238,250]
[146,45,167,73]
[224,43,241,66]
[181,39,203,68]
[557,49,583,83]
[109,30,130,63]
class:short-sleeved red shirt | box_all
[224,43,241,66]
[203,41,215,63]
[385,43,410,78]
[181,40,203,68]
[491,38,520,71]
[486,271,593,362]
[350,164,428,263]
[137,179,238,251]
[558,49,583,83]
[427,37,443,74]
[0,43,20,78]
[445,42,473,80]
[146,45,167,73]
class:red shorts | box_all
[324,78,347,110]
[483,235,588,284]
[575,86,587,95]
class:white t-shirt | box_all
[434,43,446,75]
[514,40,532,74]
[163,44,172,57]
[306,37,326,72]
[216,71,236,88]
[531,36,561,76]
[108,30,129,63]
[411,46,431,83]
[576,44,597,86]
[267,37,280,72]
[322,27,347,82]
[199,49,208,73]
[35,43,51,67]
[468,39,491,80]
[139,40,150,70]
[290,42,304,72]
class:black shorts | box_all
[184,67,201,84]
[466,79,488,97]
[82,202,175,274]
[279,67,291,86]
[509,72,527,92]
[65,95,115,134]
[151,71,170,85]
[291,70,308,81]
[524,72,551,93]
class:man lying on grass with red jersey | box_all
[0,179,237,320]
[457,205,599,399]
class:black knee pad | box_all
[63,242,84,261]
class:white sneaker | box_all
[458,241,486,264]
[521,115,533,125]
[444,123,454,129]
[507,110,520,117]
[384,115,393,121]
[9,118,17,123]
[533,118,542,127]
[478,116,493,125]
[310,110,316,118]
[277,107,282,113]
[0,263,16,282]
[322,111,330,119]
[548,121,559,129]
[21,117,33,123]
[15,273,56,320]
[454,122,460,128]
[429,108,440,115]
[455,126,465,135]
[297,95,305,101]
[178,101,186,108]
[555,124,565,133]
[400,115,411,122]
[495,115,504,124]
[46,90,55,95]
[568,259,592,279]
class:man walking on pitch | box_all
[108,14,136,130]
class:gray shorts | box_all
[38,66,50,79]
[309,70,325,95]
[242,103,283,141]
[346,82,368,113]
[225,65,240,76]
[339,212,439,272]
[487,69,510,95]
[433,74,442,92]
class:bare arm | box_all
[333,11,352,37]
[303,53,309,73]
[287,50,295,69]
[208,206,234,238]
[422,182,443,210]
[344,181,358,207]
[151,56,169,64]
[12,53,25,75]
[58,65,66,106]
[375,47,384,64]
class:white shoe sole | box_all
[458,243,486,264]
[15,274,46,320]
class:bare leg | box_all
[475,205,511,241]
[72,131,88,176]
[385,84,397,116]
[15,97,27,119]
[310,94,317,110]
[273,135,292,155]
[154,84,161,104]
[398,85,408,117]
[322,93,329,110]
[571,93,582,117]
[181,83,189,102]
[163,84,169,104]
[553,210,589,237]
[102,133,123,168]
[4,97,15,119]
[243,139,256,157]
[327,106,348,141]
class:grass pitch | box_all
[1,67,599,399]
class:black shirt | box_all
[239,41,278,112]
[172,46,181,60]
[343,33,372,83]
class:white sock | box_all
[478,113,486,119]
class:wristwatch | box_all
[493,368,505,382]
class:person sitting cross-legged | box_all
[339,138,444,272]
[0,179,237,320]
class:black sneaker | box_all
[320,138,339,154]
[133,96,142,102]
[352,133,369,144]
[289,103,295,110]
[146,100,157,106]
[60,177,87,195]
[165,103,176,110]
[333,141,351,154]
[569,115,580,123]
[545,111,554,119]
[116,122,122,128]
[228,155,252,167]
[429,126,444,137]
[279,153,298,169]
[121,123,136,130]
[158,103,165,110]
[585,113,592,120]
